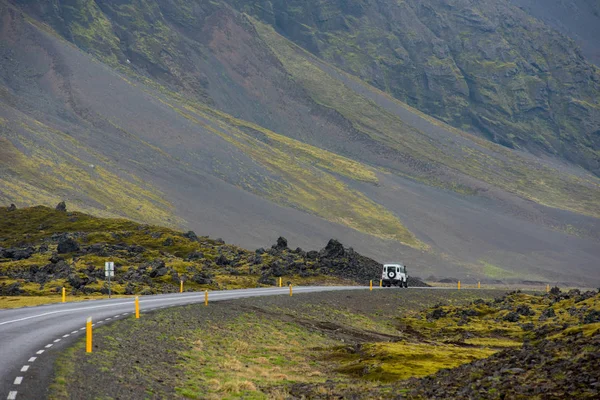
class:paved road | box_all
[0,285,461,399]
[1,286,390,399]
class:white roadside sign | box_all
[104,261,115,277]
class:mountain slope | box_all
[510,0,600,66]
[231,0,600,175]
[0,0,599,284]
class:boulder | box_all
[504,312,521,322]
[428,308,447,320]
[55,201,67,212]
[191,273,212,284]
[272,236,288,251]
[0,282,25,295]
[215,254,230,266]
[183,231,199,241]
[583,310,600,324]
[321,239,344,258]
[186,251,204,260]
[516,305,535,316]
[67,273,84,289]
[57,236,80,254]
[1,247,34,260]
[306,250,319,260]
[7,204,16,211]
[258,274,276,286]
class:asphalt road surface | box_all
[0,286,450,399]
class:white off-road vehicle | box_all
[382,263,408,288]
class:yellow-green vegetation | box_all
[253,20,600,219]
[0,294,132,309]
[399,290,600,344]
[160,99,420,246]
[334,341,495,381]
[0,116,179,227]
[330,289,600,386]
[178,313,339,399]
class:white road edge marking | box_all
[14,377,23,385]
[7,391,17,400]
[45,344,53,348]
[0,287,374,327]
[36,350,44,355]
[28,357,36,362]
[71,331,78,334]
[54,338,61,343]
[79,327,85,330]
[63,334,70,338]
[20,366,29,372]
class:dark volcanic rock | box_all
[1,247,34,260]
[215,254,230,266]
[57,236,80,254]
[191,272,213,285]
[504,311,521,322]
[583,310,600,324]
[0,282,25,295]
[320,239,344,258]
[428,308,447,320]
[183,231,199,241]
[407,330,600,399]
[186,251,204,261]
[539,307,556,321]
[516,304,535,316]
[7,204,16,211]
[272,236,288,251]
[55,201,67,212]
[258,274,276,286]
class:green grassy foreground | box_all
[49,288,599,399]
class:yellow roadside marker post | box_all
[62,287,66,303]
[135,296,140,319]
[370,280,373,291]
[204,290,208,306]
[180,280,183,293]
[86,317,92,353]
[279,277,282,288]
[380,280,382,288]
[546,284,550,293]
[458,281,461,290]
[478,281,481,289]
[289,284,293,297]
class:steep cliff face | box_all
[510,0,600,66]
[231,0,600,175]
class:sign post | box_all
[104,262,115,298]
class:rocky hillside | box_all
[0,205,426,296]
[511,0,600,66]
[235,0,600,175]
[1,0,599,284]
[406,288,600,398]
